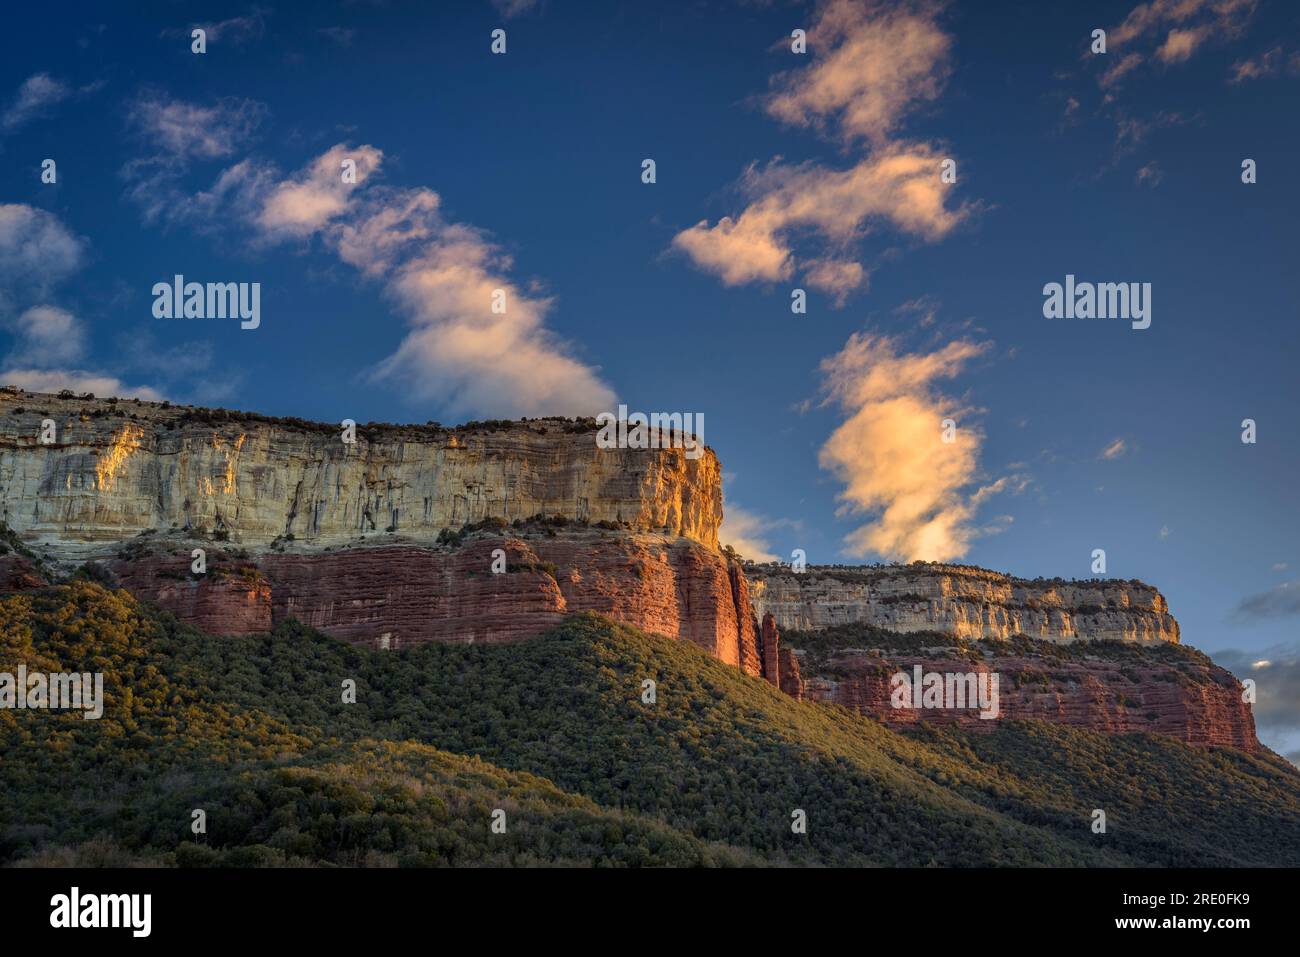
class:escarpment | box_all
[0,389,1259,751]
[0,389,757,673]
[772,624,1257,752]
[0,389,721,553]
[746,563,1180,644]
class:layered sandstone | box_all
[785,644,1256,751]
[747,564,1179,644]
[0,389,721,558]
[106,529,762,675]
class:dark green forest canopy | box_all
[2,583,1298,867]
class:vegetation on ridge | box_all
[2,582,1297,867]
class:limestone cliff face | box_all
[0,390,721,556]
[747,564,1180,644]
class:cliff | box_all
[0,389,721,555]
[747,563,1180,644]
[776,624,1257,751]
[0,389,1259,753]
[0,389,758,673]
[109,528,761,672]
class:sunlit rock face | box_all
[107,531,762,675]
[1,389,759,672]
[0,389,722,556]
[747,564,1181,644]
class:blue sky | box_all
[2,0,1299,756]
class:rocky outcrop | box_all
[0,555,46,592]
[0,390,721,558]
[0,389,1261,754]
[106,529,762,675]
[760,612,781,689]
[778,647,803,700]
[747,564,1180,644]
[782,635,1256,751]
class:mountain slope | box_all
[3,583,1298,866]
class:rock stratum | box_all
[747,563,1180,643]
[0,389,721,552]
[777,629,1256,751]
[0,389,758,673]
[0,389,1258,751]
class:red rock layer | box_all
[794,650,1258,751]
[0,555,47,592]
[778,648,803,700]
[111,553,273,634]
[728,565,762,676]
[760,612,781,689]
[111,535,763,675]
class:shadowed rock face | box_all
[782,646,1257,752]
[0,390,722,556]
[747,564,1180,644]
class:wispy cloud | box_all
[248,145,614,417]
[671,0,971,303]
[490,0,541,18]
[0,205,163,401]
[764,0,951,145]
[318,27,356,47]
[1233,581,1300,622]
[121,94,268,226]
[125,94,265,164]
[1098,0,1258,89]
[163,7,269,45]
[126,107,616,419]
[1099,437,1128,460]
[0,204,84,296]
[1229,46,1300,83]
[817,332,1014,561]
[1135,161,1163,187]
[1,73,71,131]
[718,504,782,563]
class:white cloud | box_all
[246,145,615,419]
[0,206,164,402]
[4,306,85,367]
[765,0,951,145]
[817,332,1006,562]
[673,144,969,298]
[257,144,383,238]
[126,94,265,163]
[2,73,71,131]
[0,369,164,401]
[0,204,85,293]
[718,505,782,563]
[670,0,969,303]
[120,100,615,419]
[1136,161,1163,187]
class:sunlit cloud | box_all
[817,332,1014,562]
[671,0,971,303]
